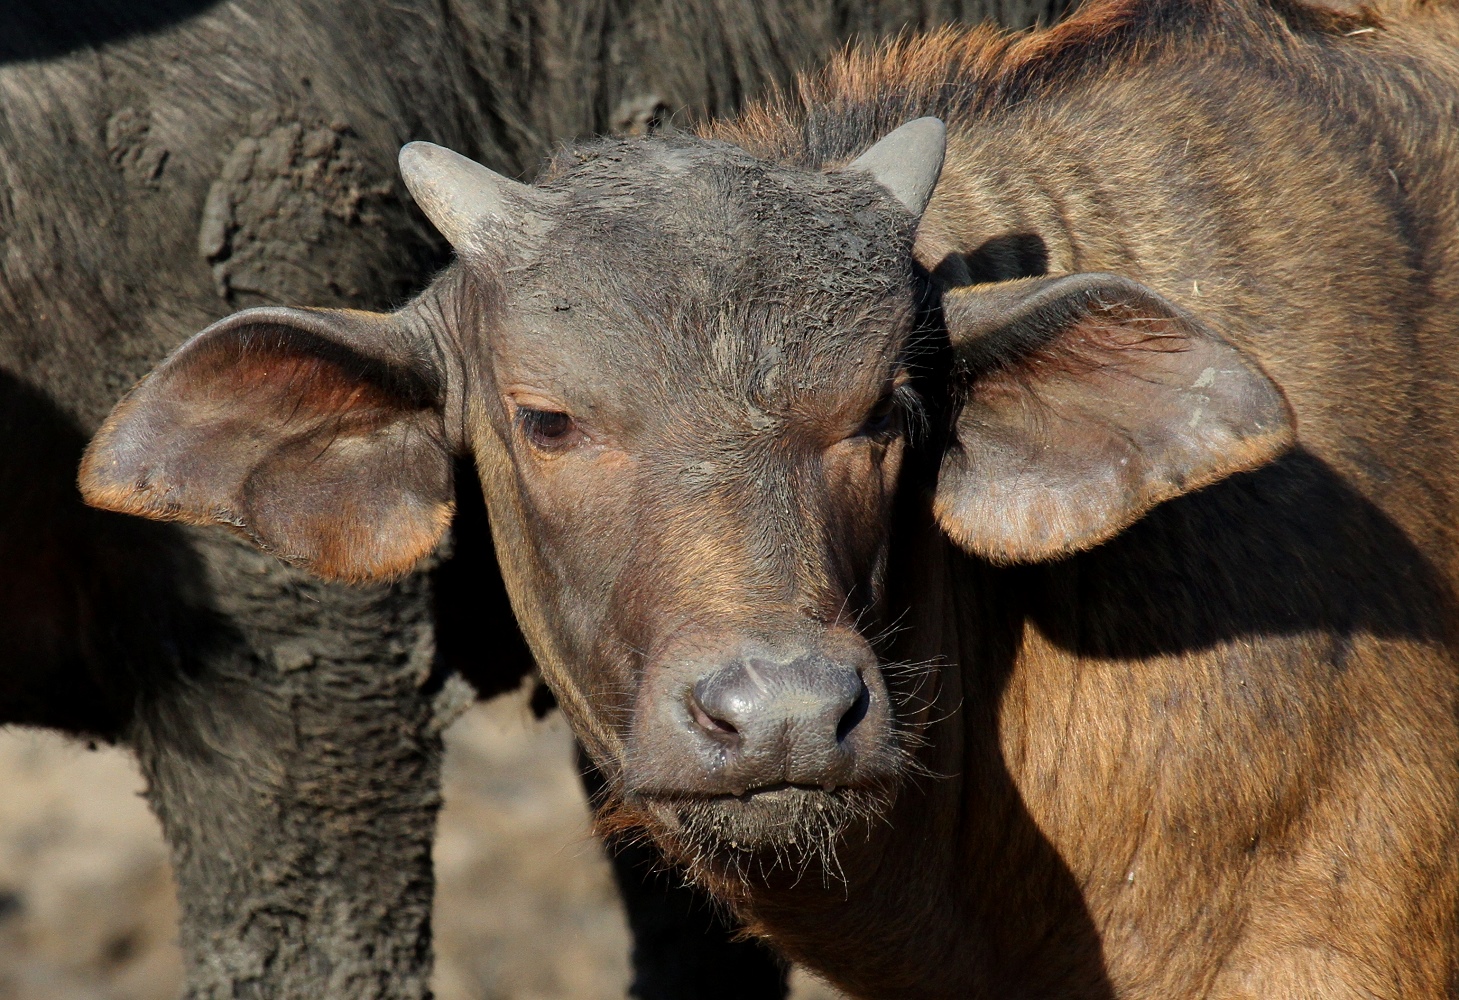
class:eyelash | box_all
[857,384,923,441]
[517,406,579,450]
[859,394,901,438]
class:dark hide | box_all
[6,0,1074,997]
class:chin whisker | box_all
[867,607,912,650]
[616,782,898,893]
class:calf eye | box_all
[518,406,579,450]
[857,394,900,439]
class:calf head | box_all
[81,118,1294,875]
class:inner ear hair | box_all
[945,272,1170,367]
[933,273,1295,563]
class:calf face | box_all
[81,119,1294,869]
[442,127,946,853]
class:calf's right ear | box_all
[79,306,457,583]
[933,273,1295,563]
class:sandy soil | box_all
[0,689,844,1000]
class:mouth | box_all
[631,781,898,876]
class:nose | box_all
[687,653,873,792]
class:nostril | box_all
[689,691,740,743]
[835,681,871,743]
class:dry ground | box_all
[0,687,843,1000]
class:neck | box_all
[728,450,1459,998]
[713,527,1107,999]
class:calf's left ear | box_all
[934,273,1294,563]
[79,306,456,582]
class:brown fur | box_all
[665,1,1459,996]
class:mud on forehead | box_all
[500,136,921,401]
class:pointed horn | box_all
[848,117,947,218]
[398,141,536,253]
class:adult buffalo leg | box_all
[580,754,791,1000]
[129,531,448,999]
[609,836,791,1000]
[3,372,446,994]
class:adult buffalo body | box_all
[79,0,1459,994]
[2,1,1075,996]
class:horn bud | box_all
[848,117,947,218]
[398,141,535,253]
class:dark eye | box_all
[857,394,900,439]
[518,406,578,450]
